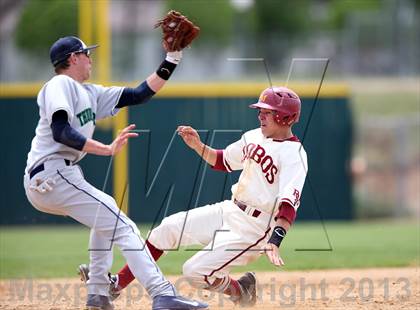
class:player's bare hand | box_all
[260,243,284,267]
[110,124,138,155]
[177,125,201,149]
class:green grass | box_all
[352,91,419,117]
[0,221,418,279]
[348,78,419,118]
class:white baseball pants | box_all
[24,159,175,297]
[148,200,274,289]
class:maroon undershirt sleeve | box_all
[275,202,297,224]
[211,149,229,172]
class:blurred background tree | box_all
[252,0,310,71]
[327,0,381,29]
[1,0,417,80]
[15,0,77,56]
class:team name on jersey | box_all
[242,143,278,184]
[77,108,96,126]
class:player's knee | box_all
[160,212,185,230]
[149,212,186,247]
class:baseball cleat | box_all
[78,263,89,283]
[78,264,121,301]
[85,294,114,310]
[152,295,208,310]
[236,271,257,306]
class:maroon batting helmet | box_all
[249,86,301,126]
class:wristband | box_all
[268,226,287,247]
[156,59,177,80]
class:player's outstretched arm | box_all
[146,51,182,92]
[116,10,199,109]
[177,125,217,166]
[51,110,138,156]
[82,124,138,156]
[116,51,181,109]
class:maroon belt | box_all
[234,199,261,218]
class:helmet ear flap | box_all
[273,112,289,125]
[274,112,281,124]
[277,113,298,126]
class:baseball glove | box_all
[154,10,200,52]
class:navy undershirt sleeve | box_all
[116,81,156,108]
[51,110,87,151]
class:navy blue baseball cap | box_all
[49,36,99,66]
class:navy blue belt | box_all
[234,199,261,218]
[29,159,70,179]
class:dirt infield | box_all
[0,267,418,309]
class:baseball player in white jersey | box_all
[79,86,308,306]
[23,35,207,310]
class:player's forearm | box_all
[146,73,166,92]
[267,218,291,250]
[147,51,182,92]
[51,112,111,156]
[116,51,182,108]
[275,217,291,231]
[51,110,87,151]
[193,142,217,166]
[82,138,112,156]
